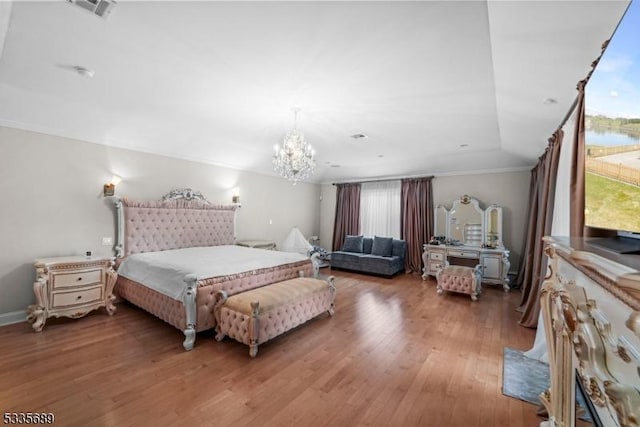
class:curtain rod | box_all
[558,95,579,130]
[332,175,433,186]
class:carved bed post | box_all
[105,258,117,315]
[182,274,198,351]
[113,197,124,258]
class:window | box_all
[360,180,401,238]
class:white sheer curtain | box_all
[360,180,401,238]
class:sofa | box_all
[330,235,406,277]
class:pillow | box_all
[342,235,364,253]
[371,236,393,257]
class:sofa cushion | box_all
[371,236,393,257]
[392,239,407,258]
[363,237,373,254]
[342,235,364,253]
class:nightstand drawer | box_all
[429,263,443,272]
[52,286,104,308]
[429,252,444,261]
[447,250,479,259]
[52,269,103,289]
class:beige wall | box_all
[0,126,320,316]
[320,170,531,273]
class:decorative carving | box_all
[310,252,320,279]
[182,274,198,351]
[249,301,260,358]
[105,260,117,315]
[603,380,640,427]
[627,312,640,340]
[162,188,210,204]
[27,267,48,332]
[542,237,640,427]
[327,276,336,316]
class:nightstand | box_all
[27,256,117,331]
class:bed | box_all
[113,189,318,350]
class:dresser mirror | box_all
[449,195,484,246]
[434,206,449,238]
[434,195,504,248]
[485,205,503,248]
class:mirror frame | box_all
[449,195,484,246]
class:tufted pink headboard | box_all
[116,197,238,257]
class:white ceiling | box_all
[0,1,630,183]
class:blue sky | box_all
[586,0,640,119]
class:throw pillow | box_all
[371,236,393,257]
[342,235,364,253]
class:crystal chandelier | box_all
[273,108,315,184]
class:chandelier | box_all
[273,108,316,184]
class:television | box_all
[585,0,640,254]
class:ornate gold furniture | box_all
[540,236,640,427]
[27,256,117,331]
[422,195,510,291]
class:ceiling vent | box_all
[67,0,117,19]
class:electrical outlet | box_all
[102,237,113,246]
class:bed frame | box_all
[113,188,318,350]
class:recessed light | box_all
[543,97,558,105]
[459,144,469,148]
[378,154,384,158]
[330,164,341,168]
[350,133,368,140]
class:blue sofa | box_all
[331,235,406,277]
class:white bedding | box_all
[117,245,309,300]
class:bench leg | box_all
[249,343,258,358]
[249,301,260,358]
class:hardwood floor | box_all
[0,271,541,427]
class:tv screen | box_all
[585,0,640,236]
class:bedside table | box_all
[27,256,117,332]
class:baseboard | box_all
[0,310,26,326]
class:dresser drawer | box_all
[52,286,104,308]
[429,252,444,261]
[52,268,103,289]
[429,262,443,272]
[447,249,479,259]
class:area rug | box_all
[502,347,592,423]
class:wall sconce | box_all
[103,175,122,197]
[232,188,240,204]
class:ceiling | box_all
[0,1,630,183]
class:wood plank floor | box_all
[0,271,541,427]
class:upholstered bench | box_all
[436,263,482,301]
[213,276,336,357]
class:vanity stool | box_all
[436,262,482,301]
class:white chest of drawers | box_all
[27,256,117,331]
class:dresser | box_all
[540,237,640,427]
[422,244,510,291]
[27,256,117,331]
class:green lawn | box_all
[585,172,640,231]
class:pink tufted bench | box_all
[213,276,336,357]
[436,263,482,301]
